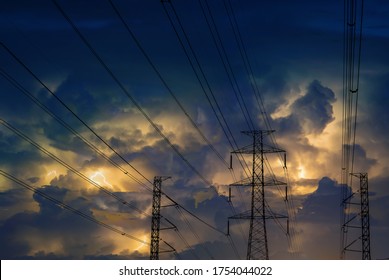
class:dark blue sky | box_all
[0,0,388,260]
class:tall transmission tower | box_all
[229,130,287,260]
[150,176,171,260]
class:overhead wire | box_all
[161,0,251,246]
[340,0,365,259]
[162,0,254,180]
[197,0,254,131]
[175,206,216,259]
[107,0,230,170]
[263,155,301,257]
[161,4,254,251]
[160,4,259,256]
[350,0,364,178]
[174,227,200,260]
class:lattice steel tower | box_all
[229,130,287,260]
[359,173,371,260]
[341,173,371,260]
[150,176,171,260]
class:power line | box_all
[107,0,230,170]
[164,192,241,259]
[162,0,253,179]
[162,2,256,229]
[175,227,200,259]
[195,0,255,131]
[341,0,366,260]
[193,0,265,212]
[175,206,216,259]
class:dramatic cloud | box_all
[272,80,336,136]
[1,0,388,260]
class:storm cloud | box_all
[1,0,389,260]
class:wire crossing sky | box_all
[0,0,389,260]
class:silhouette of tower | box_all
[150,176,171,260]
[229,130,287,260]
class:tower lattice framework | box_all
[229,130,287,260]
[150,176,171,260]
[342,173,371,260]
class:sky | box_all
[0,0,388,260]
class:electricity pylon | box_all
[229,130,287,260]
[150,176,171,260]
[341,172,371,260]
[358,173,371,260]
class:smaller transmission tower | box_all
[150,176,171,260]
[229,130,287,260]
[358,173,371,260]
[341,172,371,260]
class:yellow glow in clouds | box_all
[90,171,113,188]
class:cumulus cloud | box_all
[294,177,345,259]
[273,80,336,136]
[298,177,344,223]
[291,80,336,133]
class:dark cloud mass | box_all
[1,0,389,260]
[291,80,336,134]
[273,80,336,136]
[0,186,95,259]
[298,177,344,223]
